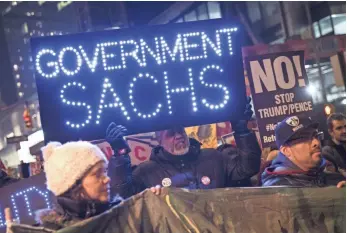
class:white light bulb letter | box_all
[99,42,122,71]
[183,32,204,61]
[35,49,59,78]
[96,78,130,124]
[58,47,83,76]
[129,73,162,119]
[199,65,229,110]
[120,40,143,68]
[140,38,162,65]
[79,45,100,72]
[160,35,184,63]
[10,187,51,223]
[61,82,92,128]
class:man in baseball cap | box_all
[262,115,345,187]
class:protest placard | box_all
[31,19,247,143]
[244,51,313,148]
[126,136,157,165]
[0,173,50,233]
[186,124,218,148]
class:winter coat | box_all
[261,152,345,187]
[35,196,122,230]
[216,144,253,187]
[0,170,19,188]
[109,133,261,199]
[322,139,346,170]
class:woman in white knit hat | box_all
[34,141,122,230]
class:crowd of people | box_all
[2,103,346,231]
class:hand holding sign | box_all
[5,207,14,233]
[106,123,131,156]
[230,96,254,135]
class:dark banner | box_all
[244,51,313,148]
[31,19,247,143]
[9,187,346,233]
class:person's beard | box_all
[172,144,190,155]
[163,138,190,156]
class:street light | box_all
[324,104,335,117]
[307,84,317,96]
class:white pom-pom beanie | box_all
[41,141,108,196]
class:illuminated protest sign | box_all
[0,173,52,233]
[31,19,247,142]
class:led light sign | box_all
[0,173,52,232]
[31,19,247,142]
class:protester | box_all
[32,141,122,230]
[266,146,279,161]
[216,144,253,187]
[0,169,19,188]
[107,97,261,198]
[262,115,345,187]
[256,147,279,186]
[322,113,346,171]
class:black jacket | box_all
[322,139,346,170]
[35,196,122,230]
[261,152,345,187]
[108,132,261,199]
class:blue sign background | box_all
[31,19,247,143]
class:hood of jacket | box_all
[262,152,327,184]
[150,138,201,164]
[35,196,122,230]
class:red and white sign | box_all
[126,135,158,165]
[92,133,158,166]
[94,141,114,161]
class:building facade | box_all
[0,1,129,105]
[149,1,346,107]
[1,1,82,103]
[0,1,128,170]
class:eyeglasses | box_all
[285,131,324,146]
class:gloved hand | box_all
[230,96,253,135]
[106,123,131,156]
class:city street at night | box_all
[0,1,346,233]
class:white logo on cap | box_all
[286,116,299,127]
[162,178,172,187]
[201,176,211,185]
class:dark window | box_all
[197,3,209,20]
[246,2,261,23]
[184,10,197,22]
[332,14,346,35]
[207,2,222,19]
[319,15,333,36]
[260,2,280,17]
[176,17,183,23]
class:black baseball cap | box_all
[275,115,319,148]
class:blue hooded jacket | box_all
[262,152,345,187]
